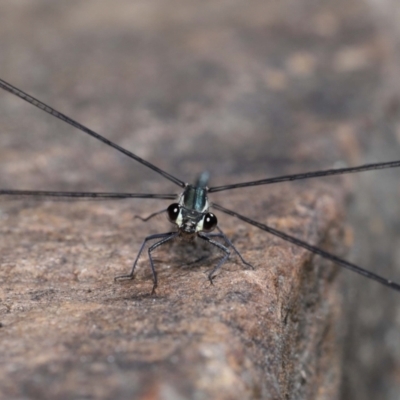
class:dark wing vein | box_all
[212,202,400,292]
[0,78,186,188]
[0,190,177,200]
[208,160,400,193]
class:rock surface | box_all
[0,0,399,399]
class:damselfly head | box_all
[167,204,212,234]
[166,180,217,234]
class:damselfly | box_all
[1,78,400,295]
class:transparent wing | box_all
[0,78,186,188]
[208,160,400,193]
[0,190,177,201]
[212,202,400,293]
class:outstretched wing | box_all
[212,202,400,293]
[0,78,186,188]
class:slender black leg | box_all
[114,232,177,291]
[147,232,179,294]
[204,226,254,269]
[197,233,231,284]
[134,208,167,222]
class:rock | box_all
[1,0,392,399]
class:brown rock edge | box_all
[0,182,346,399]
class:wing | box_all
[0,78,186,188]
[0,190,177,200]
[212,202,400,293]
[208,160,400,193]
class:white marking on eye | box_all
[176,211,183,227]
[196,216,205,232]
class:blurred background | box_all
[1,0,400,398]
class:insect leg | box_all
[147,232,179,294]
[197,233,231,284]
[205,226,254,269]
[114,232,176,286]
[134,208,167,222]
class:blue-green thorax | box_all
[174,172,212,234]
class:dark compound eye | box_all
[167,203,181,222]
[202,213,217,232]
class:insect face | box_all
[167,203,217,234]
[167,183,217,234]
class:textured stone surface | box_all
[0,0,399,399]
[0,183,345,399]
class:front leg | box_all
[204,226,254,269]
[197,233,231,284]
[147,232,179,294]
[114,232,177,290]
[134,208,167,222]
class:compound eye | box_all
[167,203,181,222]
[202,213,217,232]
